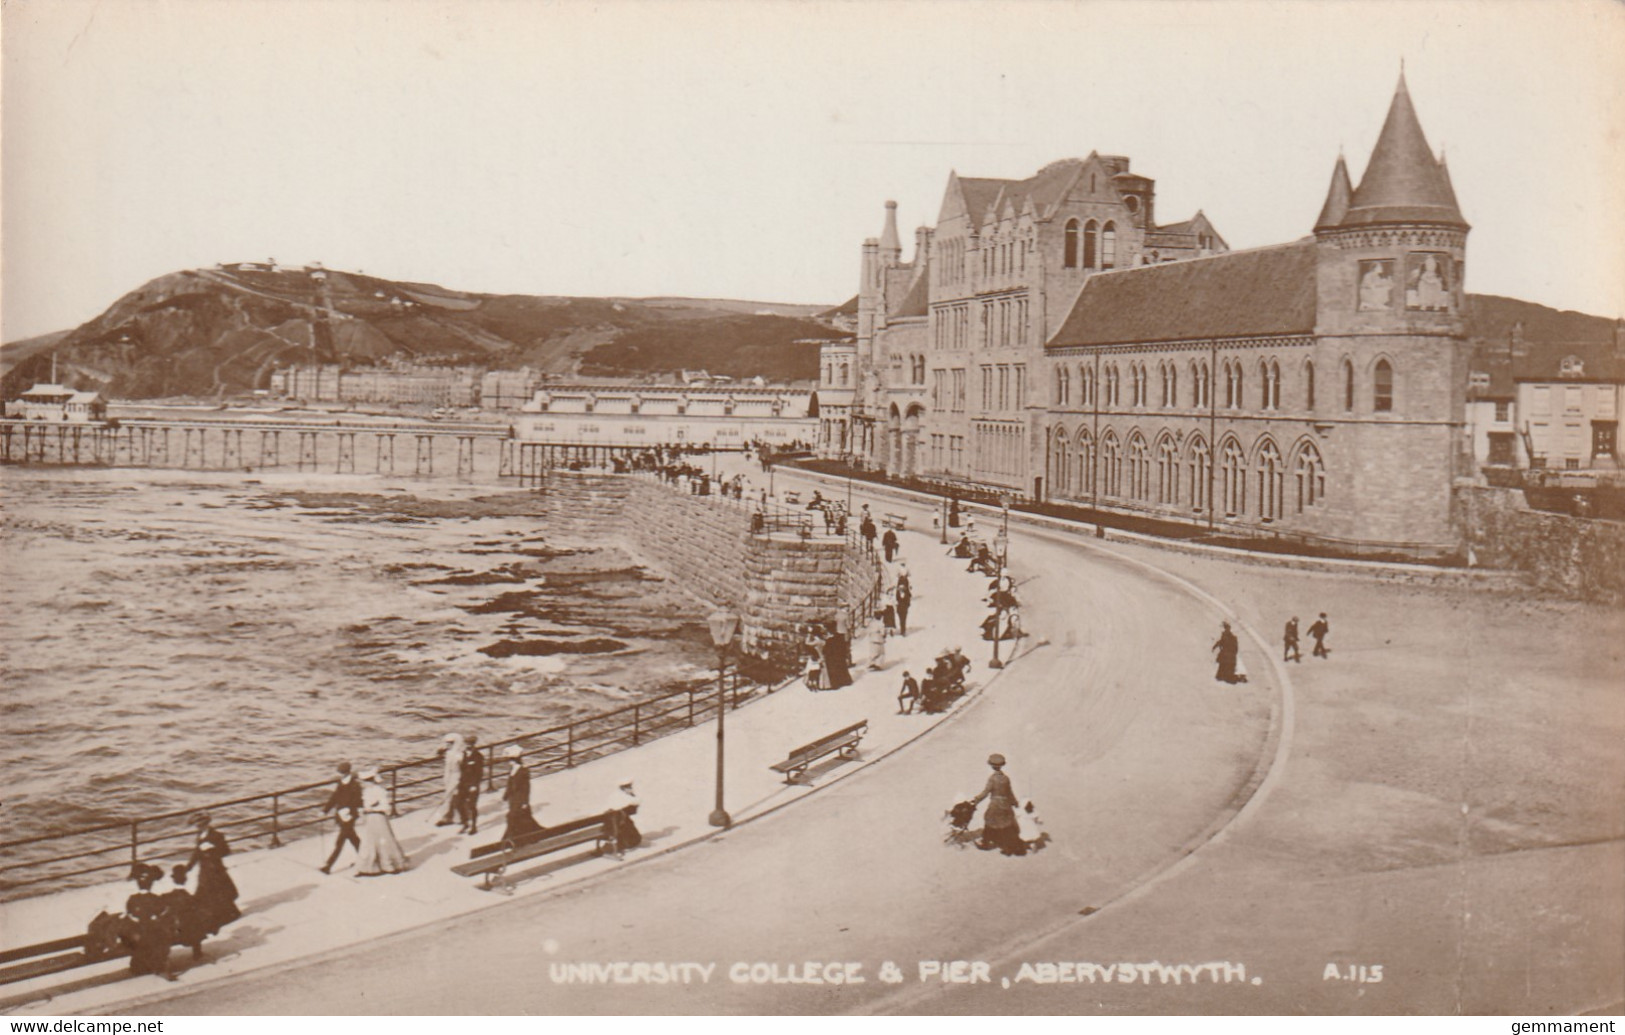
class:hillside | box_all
[1,264,839,400]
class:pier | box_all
[0,417,683,482]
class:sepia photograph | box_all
[2,0,1622,1022]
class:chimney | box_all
[879,201,902,266]
[914,226,933,267]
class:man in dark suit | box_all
[319,761,362,875]
[457,734,485,834]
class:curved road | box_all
[117,479,1625,1015]
[132,496,1283,1015]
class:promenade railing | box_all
[0,671,756,902]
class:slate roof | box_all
[1465,295,1621,395]
[1048,239,1319,348]
[1341,75,1468,229]
[891,270,931,319]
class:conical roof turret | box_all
[1314,153,1353,232]
[1341,73,1468,229]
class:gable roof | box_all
[1048,239,1319,348]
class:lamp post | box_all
[988,494,1013,670]
[706,610,740,828]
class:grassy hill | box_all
[1,264,840,400]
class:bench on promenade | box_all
[882,512,908,531]
[450,806,638,891]
[769,720,868,785]
[0,934,125,987]
[783,490,801,505]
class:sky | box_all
[3,0,1623,342]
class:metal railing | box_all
[0,671,758,902]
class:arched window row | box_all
[1053,352,1360,416]
[1044,430,1327,519]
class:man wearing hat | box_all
[319,761,363,874]
[456,734,485,835]
[605,777,641,855]
[971,753,1025,856]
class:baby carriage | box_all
[943,797,1051,853]
[944,798,980,848]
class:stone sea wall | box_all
[614,477,878,657]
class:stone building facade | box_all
[829,74,1498,556]
[823,158,1223,493]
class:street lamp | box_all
[706,610,740,828]
[989,494,1013,670]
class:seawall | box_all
[615,477,879,659]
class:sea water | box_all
[0,467,717,874]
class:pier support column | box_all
[456,436,475,478]
[376,433,395,474]
[336,432,356,473]
[297,431,318,471]
[415,434,433,476]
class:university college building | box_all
[820,75,1476,556]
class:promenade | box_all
[0,478,1021,1015]
[6,464,1620,1015]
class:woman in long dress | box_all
[185,812,240,935]
[822,626,852,689]
[162,864,206,962]
[500,746,544,844]
[124,863,176,979]
[354,768,409,876]
[433,733,464,826]
[972,753,1025,856]
[1212,622,1240,683]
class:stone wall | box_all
[1456,485,1625,604]
[616,478,877,658]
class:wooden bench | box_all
[882,512,908,531]
[783,490,802,505]
[450,806,638,890]
[0,933,125,987]
[769,720,868,784]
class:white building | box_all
[515,383,818,448]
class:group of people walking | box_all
[319,761,408,876]
[1213,611,1333,683]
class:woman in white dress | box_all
[354,767,409,876]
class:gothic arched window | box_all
[1221,437,1247,516]
[1083,221,1099,269]
[1256,438,1283,521]
[1294,440,1326,511]
[1343,359,1355,412]
[1304,359,1316,411]
[1374,359,1394,412]
[1187,435,1211,512]
[1064,220,1080,269]
[1156,434,1180,505]
[1102,222,1118,269]
[1100,431,1122,496]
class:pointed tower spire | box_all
[1344,73,1468,229]
[1314,153,1353,232]
[879,200,902,265]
